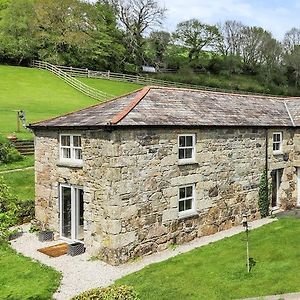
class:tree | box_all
[174,19,220,62]
[284,46,300,87]
[0,0,37,64]
[34,0,92,65]
[112,0,166,68]
[148,30,171,68]
[217,20,245,57]
[283,27,300,54]
[240,26,279,73]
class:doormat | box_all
[37,243,68,257]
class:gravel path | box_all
[10,218,276,300]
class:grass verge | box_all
[117,218,300,300]
[0,243,61,299]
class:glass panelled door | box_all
[60,185,84,241]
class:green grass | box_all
[1,169,34,200]
[79,77,142,95]
[117,218,300,300]
[0,155,34,172]
[0,65,141,139]
[0,243,61,299]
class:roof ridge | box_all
[147,85,300,100]
[28,87,144,128]
[110,86,150,125]
[284,101,296,127]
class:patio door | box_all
[60,185,84,241]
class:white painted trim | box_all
[272,132,283,154]
[178,183,197,218]
[59,133,83,164]
[59,183,84,242]
[297,168,300,207]
[178,134,196,164]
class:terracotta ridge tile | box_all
[110,86,151,125]
[29,87,144,128]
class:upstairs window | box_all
[178,134,196,163]
[273,132,282,154]
[178,184,195,217]
[60,134,82,162]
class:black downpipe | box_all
[265,128,269,212]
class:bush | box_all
[0,177,34,241]
[71,285,140,300]
[0,138,23,164]
[258,169,269,218]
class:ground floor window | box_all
[178,184,195,217]
[60,184,84,241]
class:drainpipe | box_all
[265,127,269,213]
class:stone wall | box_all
[34,127,299,265]
[34,127,263,264]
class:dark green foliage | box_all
[258,169,269,218]
[71,285,140,300]
[0,137,23,163]
[0,177,34,240]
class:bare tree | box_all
[217,20,245,56]
[174,18,220,62]
[283,27,300,54]
[112,0,166,68]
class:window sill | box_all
[178,160,198,166]
[57,160,83,168]
[178,210,198,220]
[273,151,283,156]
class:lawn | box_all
[0,243,61,299]
[117,218,300,300]
[0,65,141,139]
[1,169,34,200]
[79,77,142,96]
[0,155,34,172]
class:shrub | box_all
[0,138,23,163]
[71,285,140,300]
[258,169,269,218]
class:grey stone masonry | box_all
[34,127,298,265]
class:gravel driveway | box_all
[10,218,275,300]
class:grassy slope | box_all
[1,169,34,200]
[0,65,141,139]
[0,243,61,299]
[118,218,300,300]
[79,77,142,95]
[0,155,34,172]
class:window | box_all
[178,134,196,163]
[273,132,282,154]
[60,134,82,162]
[178,184,195,217]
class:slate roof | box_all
[29,87,300,129]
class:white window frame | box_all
[272,132,283,154]
[59,134,83,164]
[59,184,84,243]
[178,184,196,218]
[178,134,196,164]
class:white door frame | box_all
[59,184,84,243]
[297,168,300,207]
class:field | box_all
[118,218,300,300]
[0,65,141,139]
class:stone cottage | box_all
[29,86,300,265]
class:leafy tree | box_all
[0,0,37,64]
[112,0,166,68]
[283,27,300,54]
[284,45,300,87]
[174,19,220,63]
